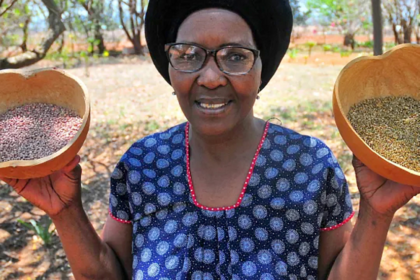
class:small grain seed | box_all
[0,103,83,162]
[348,96,420,173]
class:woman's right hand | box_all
[0,156,83,218]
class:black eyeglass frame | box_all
[164,43,261,76]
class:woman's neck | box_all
[188,116,266,163]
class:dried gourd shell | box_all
[0,68,90,179]
[333,44,420,187]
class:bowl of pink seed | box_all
[0,68,90,179]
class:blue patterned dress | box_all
[109,122,354,280]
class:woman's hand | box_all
[0,156,83,218]
[353,155,420,218]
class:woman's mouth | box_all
[197,102,230,109]
[194,100,233,115]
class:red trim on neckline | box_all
[185,122,270,211]
[320,211,355,232]
[108,209,132,224]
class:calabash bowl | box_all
[333,44,420,187]
[0,68,90,179]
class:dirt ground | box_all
[0,52,420,280]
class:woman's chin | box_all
[189,120,237,138]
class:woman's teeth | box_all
[199,102,228,109]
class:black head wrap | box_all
[145,0,293,91]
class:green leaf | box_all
[29,219,42,235]
[13,8,21,16]
[17,218,53,245]
[17,219,33,230]
[323,44,332,52]
[288,48,299,59]
[306,41,317,48]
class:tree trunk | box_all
[0,0,65,69]
[135,20,145,55]
[371,0,383,55]
[403,26,412,43]
[58,34,65,54]
[94,22,106,54]
[20,17,31,52]
[344,33,356,50]
[82,1,106,55]
[133,33,143,55]
[118,0,145,56]
[392,23,403,44]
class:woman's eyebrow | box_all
[176,41,255,48]
[175,41,195,44]
[219,42,254,48]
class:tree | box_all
[383,0,419,44]
[290,0,311,26]
[72,0,106,54]
[290,0,311,42]
[0,0,65,69]
[118,0,148,55]
[307,0,371,50]
[0,0,31,53]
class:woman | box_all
[1,0,418,279]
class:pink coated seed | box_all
[0,103,83,162]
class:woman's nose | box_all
[196,57,228,89]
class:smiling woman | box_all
[1,0,419,280]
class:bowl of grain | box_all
[333,44,420,187]
[0,68,90,179]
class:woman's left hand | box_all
[353,155,420,218]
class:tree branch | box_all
[0,0,65,69]
[118,0,134,44]
[0,0,18,17]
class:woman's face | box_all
[169,8,262,136]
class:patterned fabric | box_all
[109,122,354,279]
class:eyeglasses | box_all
[165,43,260,76]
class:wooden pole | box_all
[372,0,383,55]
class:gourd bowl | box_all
[0,68,90,179]
[333,44,420,187]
